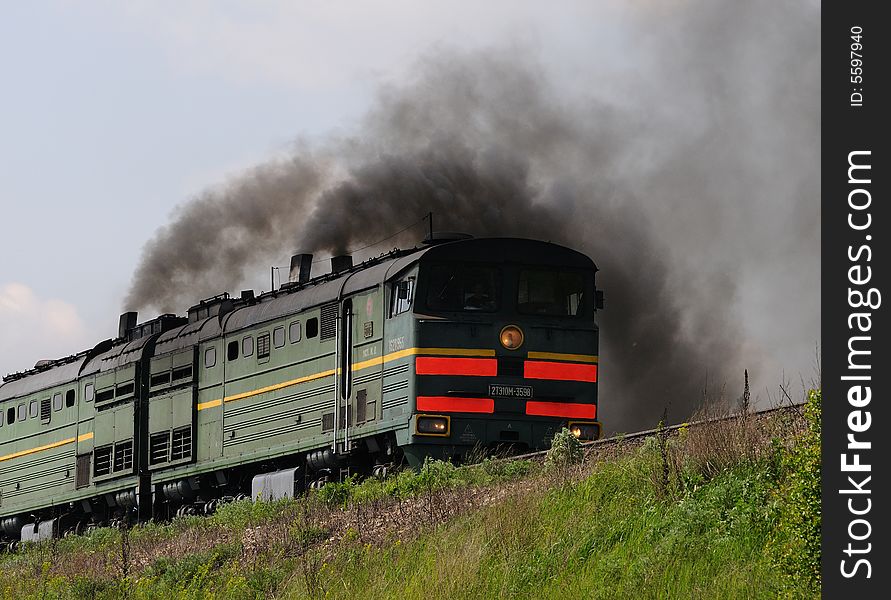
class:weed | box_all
[545,428,583,470]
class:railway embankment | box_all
[0,396,820,599]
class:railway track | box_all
[504,403,805,463]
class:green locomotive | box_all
[0,236,602,544]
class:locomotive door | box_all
[333,298,354,454]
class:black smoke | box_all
[125,1,819,432]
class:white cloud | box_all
[0,283,91,376]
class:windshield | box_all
[426,265,499,312]
[517,269,585,316]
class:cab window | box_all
[426,265,498,312]
[517,269,585,316]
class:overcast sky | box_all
[0,1,819,406]
[0,1,619,365]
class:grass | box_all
[282,449,790,599]
[0,401,820,599]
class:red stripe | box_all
[524,361,597,382]
[416,396,494,414]
[415,357,498,377]
[526,401,597,419]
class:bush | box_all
[771,389,821,594]
[415,457,458,490]
[316,475,359,507]
[545,428,583,470]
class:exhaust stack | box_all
[118,312,137,339]
[331,255,353,274]
[289,253,313,283]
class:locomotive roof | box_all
[153,245,427,355]
[1,237,595,399]
[80,332,155,376]
[0,357,85,403]
[154,237,595,353]
[419,237,596,268]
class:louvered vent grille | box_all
[40,398,51,421]
[320,303,338,340]
[150,432,170,465]
[171,426,192,461]
[257,333,271,359]
[113,440,133,472]
[94,446,112,477]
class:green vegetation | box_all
[309,456,780,598]
[770,389,822,596]
[0,400,821,599]
[315,455,535,508]
[544,427,584,469]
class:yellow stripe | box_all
[221,369,336,405]
[527,351,599,364]
[0,436,76,463]
[353,348,495,371]
[197,399,222,411]
[350,347,494,373]
[0,430,94,463]
[198,347,494,410]
[403,347,496,358]
[0,348,596,456]
[198,348,495,410]
[351,355,385,372]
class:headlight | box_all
[416,415,450,436]
[499,325,524,350]
[569,421,601,441]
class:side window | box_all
[257,333,271,359]
[6,407,13,425]
[391,277,415,316]
[66,389,76,407]
[306,318,319,339]
[289,321,301,343]
[204,346,217,369]
[0,409,4,426]
[273,326,285,348]
[227,340,239,361]
[53,393,63,411]
[242,336,254,357]
[84,383,95,402]
[17,404,26,421]
[29,400,38,419]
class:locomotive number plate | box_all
[488,384,533,399]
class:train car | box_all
[0,235,603,542]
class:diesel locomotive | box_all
[0,235,603,544]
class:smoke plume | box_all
[126,0,819,432]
